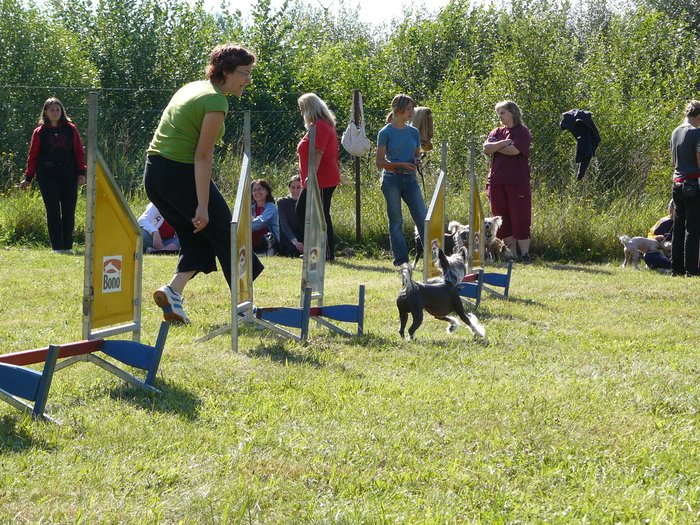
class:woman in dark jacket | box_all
[22,97,87,253]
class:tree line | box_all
[1,0,699,200]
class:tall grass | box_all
[0,162,672,262]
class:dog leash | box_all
[416,153,426,195]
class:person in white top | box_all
[138,202,180,253]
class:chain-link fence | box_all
[2,85,678,254]
[3,86,676,196]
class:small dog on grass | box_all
[412,220,470,269]
[483,216,514,262]
[397,248,485,341]
[619,235,672,269]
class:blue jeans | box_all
[381,173,427,266]
[141,228,180,253]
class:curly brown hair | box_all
[205,44,256,83]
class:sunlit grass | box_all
[1,248,699,523]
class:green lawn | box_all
[1,248,699,523]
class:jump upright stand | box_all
[0,323,169,423]
[198,121,364,351]
[0,93,170,423]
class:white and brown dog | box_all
[619,235,672,269]
[483,216,514,262]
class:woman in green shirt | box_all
[145,43,262,324]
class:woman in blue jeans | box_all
[375,94,426,266]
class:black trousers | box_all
[672,182,700,276]
[144,155,263,286]
[295,185,336,261]
[36,169,78,250]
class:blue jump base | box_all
[0,322,169,423]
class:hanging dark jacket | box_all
[559,109,600,180]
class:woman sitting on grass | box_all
[644,199,674,271]
[251,178,280,255]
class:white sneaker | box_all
[153,285,190,324]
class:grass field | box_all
[1,248,699,523]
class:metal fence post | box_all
[353,89,362,243]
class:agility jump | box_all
[421,143,484,308]
[199,123,364,352]
[0,93,169,422]
[467,144,513,299]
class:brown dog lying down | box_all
[397,248,486,341]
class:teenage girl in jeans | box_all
[375,94,426,266]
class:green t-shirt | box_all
[147,80,228,163]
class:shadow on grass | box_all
[546,263,614,275]
[108,380,201,420]
[341,331,401,349]
[247,340,324,367]
[0,414,44,453]
[330,258,397,274]
[485,295,547,308]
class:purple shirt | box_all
[487,125,532,185]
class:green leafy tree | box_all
[0,0,97,183]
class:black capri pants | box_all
[144,155,263,285]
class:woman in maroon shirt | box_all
[483,100,533,263]
[22,97,86,253]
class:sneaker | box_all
[521,254,531,264]
[153,285,190,324]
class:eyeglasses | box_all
[252,187,265,192]
[234,69,252,80]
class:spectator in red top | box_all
[138,202,180,253]
[483,100,533,263]
[296,93,340,262]
[21,97,87,253]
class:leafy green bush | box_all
[0,189,48,245]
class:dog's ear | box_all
[494,216,503,227]
[436,248,449,272]
[458,246,469,261]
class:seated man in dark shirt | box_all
[277,175,304,257]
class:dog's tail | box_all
[619,235,631,245]
[399,263,416,294]
[466,313,486,338]
[502,246,516,261]
[412,226,422,269]
[447,221,463,235]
